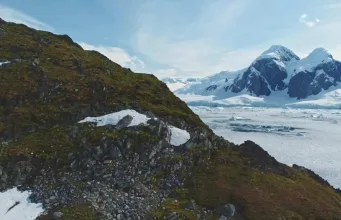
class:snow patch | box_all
[78,110,150,127]
[0,188,44,220]
[0,61,11,66]
[259,45,299,62]
[296,48,333,73]
[168,126,190,146]
[316,69,325,76]
[79,109,191,146]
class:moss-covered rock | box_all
[37,204,98,220]
[183,143,341,220]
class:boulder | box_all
[215,203,236,218]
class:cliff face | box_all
[1,18,341,220]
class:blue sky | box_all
[1,0,341,78]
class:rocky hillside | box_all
[1,18,341,220]
[177,45,341,100]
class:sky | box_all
[1,0,341,78]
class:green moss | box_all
[7,126,73,159]
[37,204,97,220]
[185,147,341,220]
[60,205,96,220]
[0,141,10,163]
[0,122,163,164]
[112,127,162,154]
[148,198,197,220]
[148,188,220,220]
[1,124,112,162]
[147,145,341,219]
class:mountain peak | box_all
[263,45,292,53]
[307,47,333,61]
[259,45,300,62]
[295,48,334,73]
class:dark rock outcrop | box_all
[230,67,271,96]
[215,203,236,218]
[288,60,341,99]
[206,85,218,92]
[252,58,288,91]
[287,71,316,99]
[115,115,134,129]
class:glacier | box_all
[191,106,341,189]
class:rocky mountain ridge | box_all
[177,45,341,100]
[1,18,341,220]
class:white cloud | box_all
[324,3,341,9]
[0,4,53,31]
[78,42,145,72]
[268,16,341,62]
[154,68,178,78]
[300,14,308,19]
[299,13,320,28]
[218,48,265,71]
[330,45,341,60]
[134,0,249,77]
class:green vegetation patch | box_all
[37,204,97,220]
[58,204,97,220]
[0,122,164,164]
[1,124,101,161]
[186,146,341,220]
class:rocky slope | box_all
[1,18,341,220]
[177,45,341,100]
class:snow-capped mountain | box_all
[176,45,341,101]
[161,77,200,91]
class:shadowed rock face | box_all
[230,66,271,96]
[288,61,341,99]
[287,71,316,99]
[252,58,288,91]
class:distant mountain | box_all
[161,77,200,91]
[176,45,341,100]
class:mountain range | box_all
[173,45,341,104]
[1,17,341,219]
[161,77,200,92]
